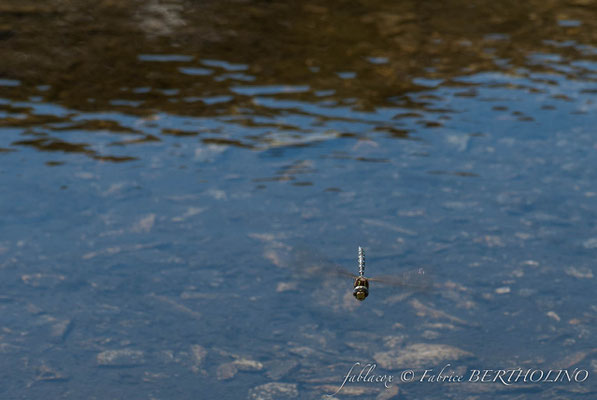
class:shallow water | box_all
[1,0,596,399]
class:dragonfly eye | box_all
[353,286,368,301]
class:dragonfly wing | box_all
[326,264,358,279]
[291,245,357,280]
[368,267,432,290]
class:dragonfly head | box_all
[353,286,368,301]
[353,277,369,301]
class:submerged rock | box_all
[316,385,376,396]
[190,344,207,373]
[382,335,406,349]
[374,343,473,369]
[552,349,597,369]
[21,273,65,288]
[565,266,593,279]
[216,357,263,380]
[97,349,145,367]
[582,238,597,249]
[495,286,510,294]
[50,319,73,340]
[248,382,298,400]
[421,330,440,340]
[216,362,238,380]
[276,281,298,292]
[546,311,561,322]
[34,364,68,382]
[409,299,472,326]
[35,314,73,341]
[191,345,207,364]
[234,358,264,371]
[265,359,299,380]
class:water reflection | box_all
[1,0,596,159]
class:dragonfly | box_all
[351,246,429,301]
[292,245,431,301]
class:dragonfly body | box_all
[353,246,369,301]
[286,244,430,302]
[351,246,429,301]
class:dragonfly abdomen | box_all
[358,246,365,276]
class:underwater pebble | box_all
[582,238,597,249]
[316,385,375,396]
[552,349,597,369]
[150,294,202,320]
[512,269,524,278]
[521,260,539,267]
[480,235,505,247]
[0,342,22,354]
[234,358,263,371]
[131,213,155,233]
[50,319,72,340]
[248,382,298,400]
[207,189,227,200]
[171,207,205,222]
[421,330,440,340]
[288,346,317,357]
[445,134,470,151]
[21,273,65,288]
[191,345,207,365]
[34,364,67,382]
[374,343,473,369]
[158,350,176,362]
[565,266,593,279]
[398,209,424,217]
[345,341,372,352]
[515,232,532,240]
[97,349,145,367]
[190,344,207,373]
[422,322,457,331]
[215,354,262,379]
[382,335,406,349]
[264,249,287,268]
[216,362,238,380]
[276,282,297,292]
[518,288,537,297]
[409,299,470,326]
[546,311,561,322]
[265,359,298,380]
[442,201,476,210]
[143,371,169,382]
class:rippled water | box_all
[1,1,597,399]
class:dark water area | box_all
[1,0,597,399]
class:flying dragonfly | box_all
[292,245,431,301]
[351,246,429,301]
